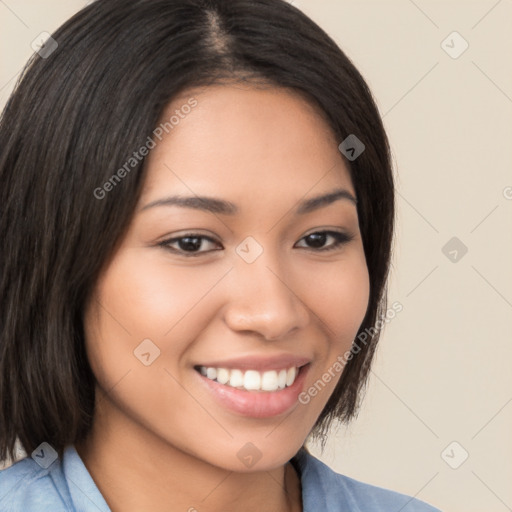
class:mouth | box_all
[194,364,301,392]
[193,362,311,418]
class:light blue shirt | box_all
[0,444,441,511]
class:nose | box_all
[222,251,310,341]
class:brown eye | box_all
[295,231,354,251]
[159,234,221,256]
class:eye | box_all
[158,233,221,257]
[294,230,355,252]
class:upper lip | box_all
[194,354,311,371]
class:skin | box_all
[76,82,370,512]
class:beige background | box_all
[1,1,511,511]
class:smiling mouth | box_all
[194,365,304,392]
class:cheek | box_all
[88,248,233,343]
[296,253,370,416]
[302,254,370,346]
[82,249,230,391]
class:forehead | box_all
[140,83,354,206]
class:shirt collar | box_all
[291,447,328,511]
[63,445,111,512]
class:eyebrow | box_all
[140,188,357,215]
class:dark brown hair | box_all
[0,0,394,462]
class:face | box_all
[83,83,370,472]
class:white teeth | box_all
[277,369,287,389]
[229,369,244,388]
[261,370,278,391]
[286,367,296,387]
[216,368,230,385]
[244,370,261,390]
[197,365,300,392]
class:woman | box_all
[0,0,441,510]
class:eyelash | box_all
[158,230,355,257]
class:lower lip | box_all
[196,365,310,418]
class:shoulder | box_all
[0,453,72,512]
[294,449,442,512]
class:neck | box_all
[75,393,302,512]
